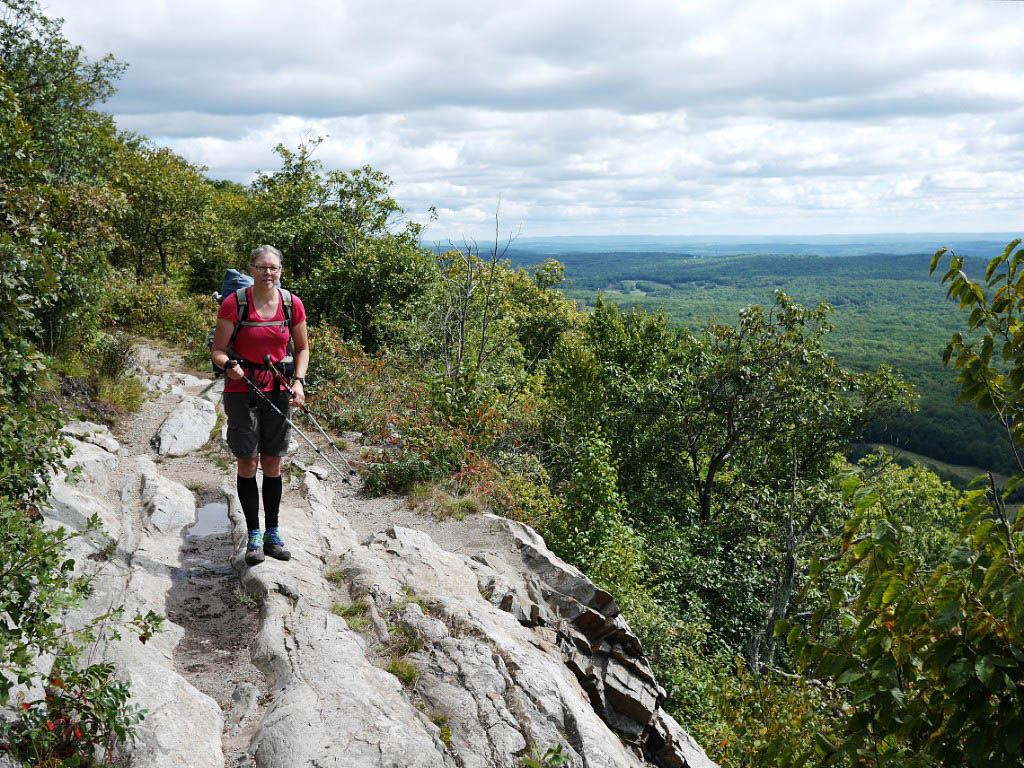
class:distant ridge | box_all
[434,233,1021,260]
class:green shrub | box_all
[4,658,146,766]
[93,331,137,380]
[362,424,468,495]
[488,473,562,531]
[100,272,215,366]
[0,507,164,765]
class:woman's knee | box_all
[260,455,282,477]
[237,457,259,477]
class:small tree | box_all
[0,0,125,180]
[111,141,215,277]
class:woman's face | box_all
[250,255,282,289]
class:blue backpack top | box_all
[220,268,253,297]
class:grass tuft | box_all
[330,600,371,631]
[406,482,483,521]
[387,657,419,687]
[236,587,259,610]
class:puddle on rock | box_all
[189,500,229,537]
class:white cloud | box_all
[48,0,1024,236]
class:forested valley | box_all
[508,248,1011,478]
[5,1,1024,765]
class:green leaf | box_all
[836,667,864,686]
[881,575,904,606]
[854,489,880,515]
[1003,474,1024,499]
[946,657,972,690]
[987,252,1008,281]
[1002,237,1023,263]
[981,335,995,365]
[976,655,999,691]
[852,688,875,705]
[931,247,950,274]
[935,598,964,630]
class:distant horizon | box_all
[495,231,1019,241]
[425,231,1019,259]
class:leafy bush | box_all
[0,57,161,767]
[100,271,215,366]
[708,659,844,767]
[0,508,163,765]
[362,424,468,494]
[487,473,563,530]
[3,659,145,766]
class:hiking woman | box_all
[211,245,309,566]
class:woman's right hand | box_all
[226,360,243,380]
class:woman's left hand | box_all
[291,380,306,408]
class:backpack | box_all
[209,272,294,377]
[219,268,253,299]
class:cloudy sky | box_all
[50,0,1024,239]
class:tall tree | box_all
[0,0,124,180]
[243,140,436,350]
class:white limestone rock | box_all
[200,378,224,403]
[61,420,120,454]
[63,436,119,491]
[142,371,208,394]
[152,396,217,456]
[139,457,196,535]
[40,453,224,768]
[227,683,261,735]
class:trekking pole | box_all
[263,356,357,477]
[226,361,352,485]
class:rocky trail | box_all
[37,341,716,768]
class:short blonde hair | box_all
[248,244,283,267]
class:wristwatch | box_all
[294,377,306,385]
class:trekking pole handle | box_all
[263,355,297,397]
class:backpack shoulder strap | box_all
[235,286,249,322]
[227,287,249,349]
[278,288,293,327]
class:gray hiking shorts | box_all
[223,390,292,459]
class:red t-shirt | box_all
[217,288,306,393]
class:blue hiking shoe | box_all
[264,528,291,561]
[245,530,265,566]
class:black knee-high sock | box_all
[262,475,282,530]
[237,475,260,532]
